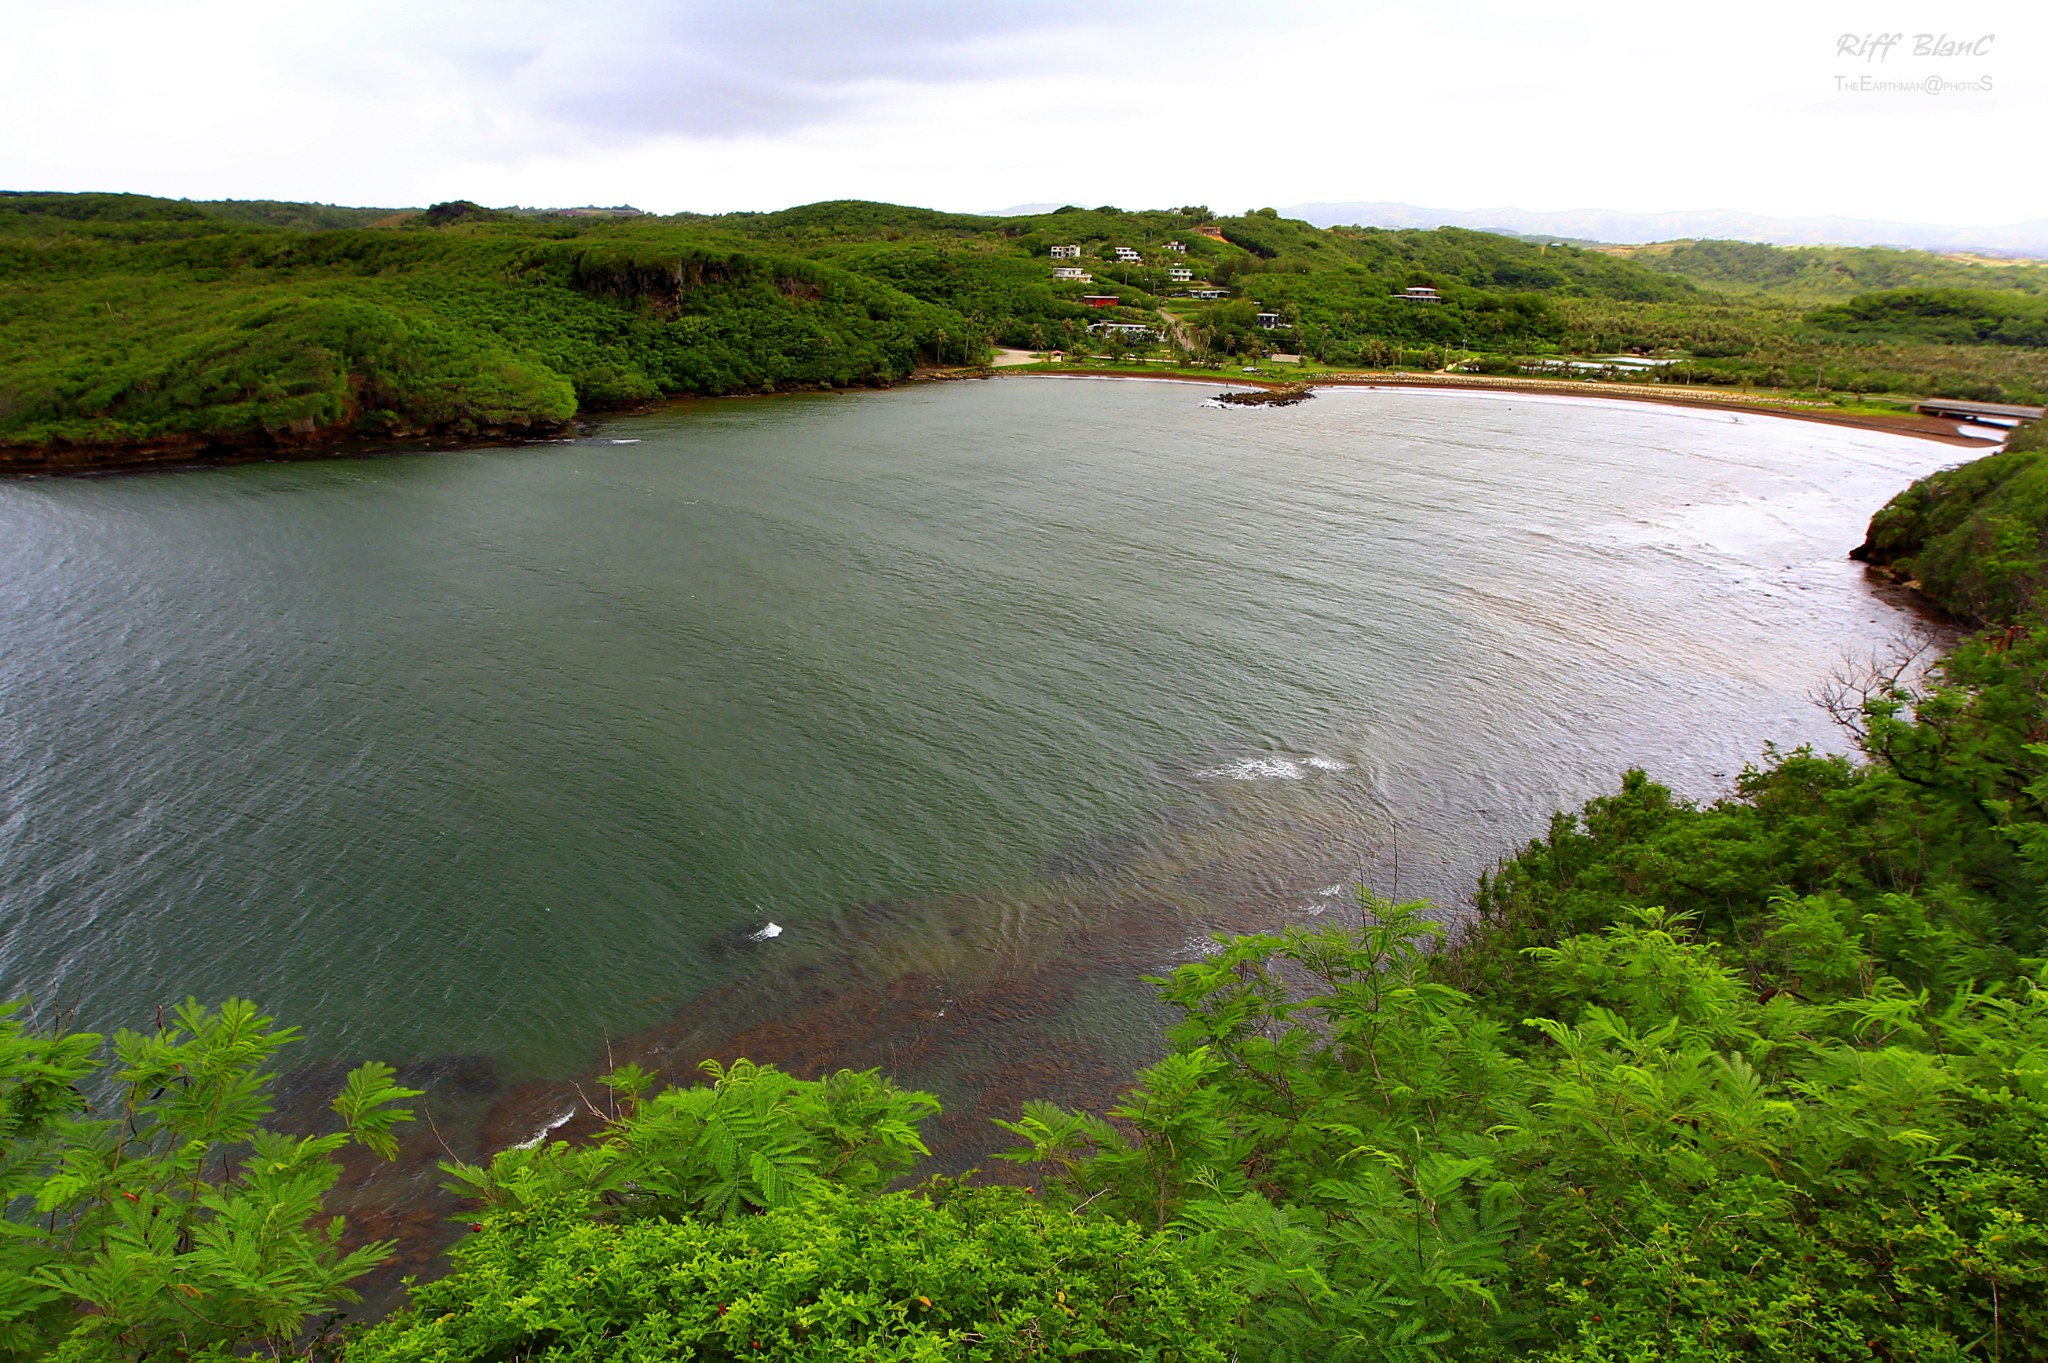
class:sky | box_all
[4,0,2043,227]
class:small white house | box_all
[1052,266,1091,281]
[1087,321,1158,342]
[1168,267,1193,282]
[1256,311,1283,329]
[1162,240,1187,254]
[1392,286,1441,303]
[1049,244,1081,259]
[1113,246,1142,262]
[1187,288,1228,300]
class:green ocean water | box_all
[0,379,1960,1084]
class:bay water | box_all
[0,380,1959,1108]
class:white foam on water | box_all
[513,1106,578,1151]
[1318,884,1349,897]
[1195,757,1307,780]
[1195,754,1348,781]
[607,438,642,445]
[749,921,784,941]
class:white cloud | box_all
[1,0,2040,226]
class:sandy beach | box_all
[991,365,2001,448]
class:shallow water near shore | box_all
[1,381,1955,1157]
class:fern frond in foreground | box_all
[0,998,417,1362]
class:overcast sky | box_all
[5,0,2042,226]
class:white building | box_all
[1113,246,1142,262]
[1052,266,1092,281]
[1050,244,1081,259]
[1256,312,1283,329]
[1391,286,1441,303]
[1162,240,1187,254]
[1168,267,1193,282]
[1186,288,1228,300]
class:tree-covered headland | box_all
[9,416,2048,1358]
[5,193,2047,469]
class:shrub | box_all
[0,999,416,1362]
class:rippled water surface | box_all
[0,381,1957,1096]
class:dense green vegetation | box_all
[9,440,2048,1359]
[351,1061,1230,1362]
[1854,421,2048,623]
[11,192,2046,467]
[188,201,407,231]
[354,1184,1229,1362]
[1555,241,2048,401]
[1617,239,2048,301]
[0,1000,418,1362]
[0,194,962,462]
[1808,290,2048,348]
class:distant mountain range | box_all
[1276,202,2048,258]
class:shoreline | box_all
[995,366,1998,448]
[0,365,1996,478]
[0,379,925,478]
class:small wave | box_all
[1318,884,1349,897]
[606,438,642,445]
[748,921,784,942]
[1196,758,1308,780]
[513,1106,577,1151]
[1194,755,1349,781]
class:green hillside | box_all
[1612,237,2048,300]
[0,195,958,464]
[1808,288,2048,347]
[4,193,2046,468]
[0,195,1708,466]
[1853,419,2048,623]
[190,199,408,230]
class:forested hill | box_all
[721,200,1697,300]
[0,193,1694,467]
[7,192,2046,470]
[1604,236,2048,300]
[0,193,961,466]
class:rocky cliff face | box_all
[569,250,743,318]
